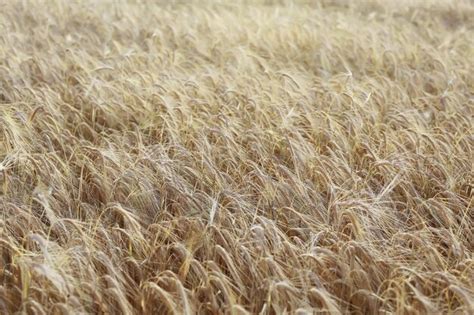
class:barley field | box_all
[0,0,473,314]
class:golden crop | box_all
[0,0,473,313]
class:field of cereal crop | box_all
[0,0,473,313]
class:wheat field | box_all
[0,0,473,314]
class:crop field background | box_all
[0,0,473,314]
